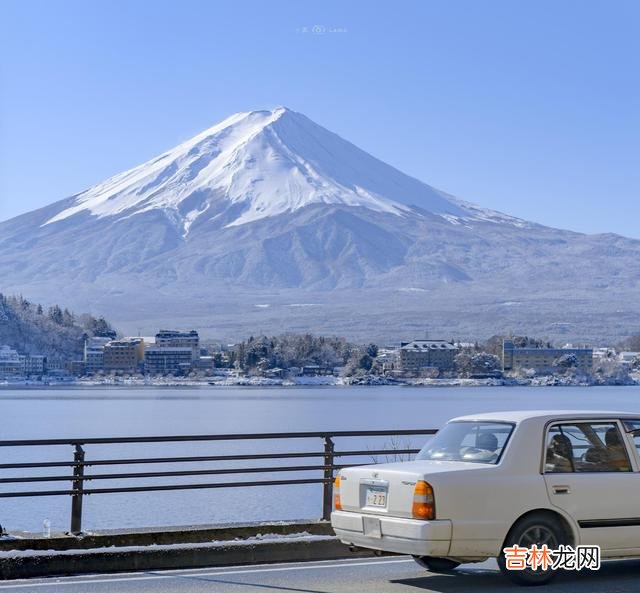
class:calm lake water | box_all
[2,384,639,532]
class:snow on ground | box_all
[0,532,334,558]
[287,303,321,307]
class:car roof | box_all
[450,410,640,424]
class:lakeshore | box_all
[3,372,639,389]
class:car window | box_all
[417,421,513,464]
[622,420,640,460]
[545,422,631,473]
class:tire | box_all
[412,556,461,573]
[497,513,566,586]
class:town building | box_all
[263,367,286,379]
[84,336,111,374]
[0,345,23,376]
[155,330,200,361]
[103,338,145,373]
[301,365,333,376]
[194,355,215,373]
[619,352,640,366]
[44,358,68,376]
[398,340,458,376]
[375,347,398,373]
[144,346,193,375]
[0,347,48,377]
[502,340,593,374]
[22,354,46,376]
[593,347,616,361]
[68,360,86,376]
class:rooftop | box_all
[400,340,456,350]
[503,341,592,352]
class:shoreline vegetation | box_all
[2,372,638,388]
[2,295,639,389]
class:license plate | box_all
[365,486,388,508]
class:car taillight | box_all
[333,475,342,510]
[412,480,434,520]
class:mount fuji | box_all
[1,107,639,341]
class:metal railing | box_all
[0,429,437,534]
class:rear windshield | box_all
[416,421,514,464]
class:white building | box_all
[84,337,111,374]
[0,345,23,376]
[155,330,200,361]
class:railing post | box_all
[322,436,335,521]
[70,444,85,535]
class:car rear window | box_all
[417,421,513,464]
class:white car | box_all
[331,410,640,585]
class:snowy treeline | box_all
[457,334,640,384]
[229,333,378,376]
[0,293,115,359]
[454,351,502,377]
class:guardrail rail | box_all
[0,429,437,534]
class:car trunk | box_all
[339,460,491,519]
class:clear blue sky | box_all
[1,0,638,237]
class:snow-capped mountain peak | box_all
[4,107,640,344]
[44,107,468,231]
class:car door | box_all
[543,419,640,553]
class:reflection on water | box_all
[1,385,638,532]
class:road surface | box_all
[1,556,640,592]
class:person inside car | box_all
[461,432,499,462]
[604,427,631,470]
[477,432,499,452]
[546,433,574,472]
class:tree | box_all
[232,333,355,373]
[48,305,64,325]
[483,335,505,358]
[365,343,378,358]
[358,354,374,371]
[617,335,640,352]
[456,351,501,378]
[82,315,116,338]
[553,353,578,369]
[62,308,75,327]
[594,357,631,385]
[0,294,118,362]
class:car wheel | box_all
[498,513,566,586]
[412,556,461,573]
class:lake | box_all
[2,384,639,533]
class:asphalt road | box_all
[2,556,640,593]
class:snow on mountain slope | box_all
[44,107,469,232]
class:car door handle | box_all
[552,485,571,495]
